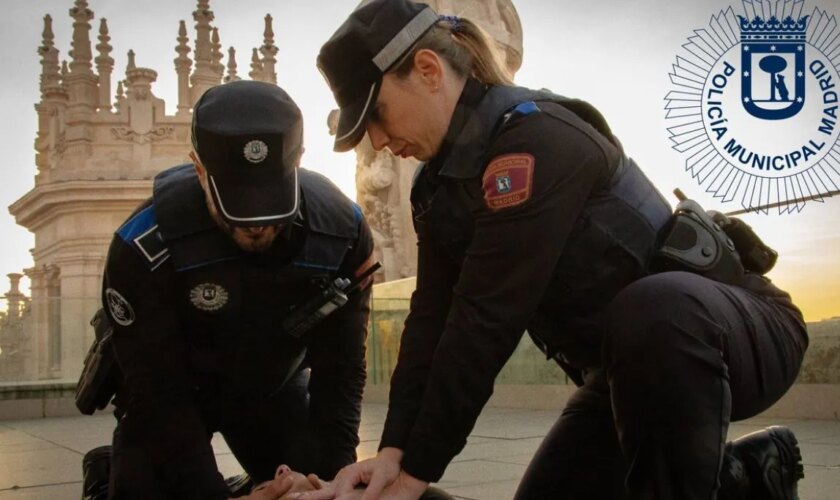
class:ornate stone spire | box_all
[38,15,62,97]
[211,27,225,80]
[126,49,136,72]
[66,0,98,118]
[35,15,65,174]
[114,79,125,111]
[95,18,114,111]
[60,61,70,88]
[225,47,240,82]
[190,0,218,102]
[124,50,158,103]
[174,20,193,116]
[68,0,94,75]
[249,48,265,81]
[260,14,278,84]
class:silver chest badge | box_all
[190,283,229,311]
[243,140,269,163]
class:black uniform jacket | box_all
[378,80,672,482]
[102,165,373,498]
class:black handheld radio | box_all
[283,262,381,338]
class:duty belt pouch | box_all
[75,308,119,415]
[652,198,746,285]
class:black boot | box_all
[718,442,750,500]
[82,445,112,500]
[729,426,805,500]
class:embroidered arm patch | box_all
[482,153,535,210]
[116,205,170,271]
[133,226,170,271]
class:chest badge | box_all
[190,283,229,311]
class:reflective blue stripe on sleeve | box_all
[292,261,341,271]
[116,205,157,243]
[513,101,540,116]
[352,203,363,225]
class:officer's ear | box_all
[189,152,207,182]
[295,147,304,168]
[413,49,444,92]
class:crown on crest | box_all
[738,15,809,41]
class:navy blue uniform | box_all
[103,165,373,500]
[378,79,808,499]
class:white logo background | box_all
[665,1,840,213]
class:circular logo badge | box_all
[189,283,229,311]
[105,288,135,326]
[665,1,840,213]
[243,140,269,164]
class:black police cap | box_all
[192,80,303,227]
[317,0,439,152]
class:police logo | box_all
[190,283,229,311]
[496,175,513,194]
[105,288,135,326]
[243,140,269,164]
[664,0,840,213]
[740,15,807,120]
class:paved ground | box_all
[0,403,838,499]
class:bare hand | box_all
[290,448,404,500]
[369,470,428,500]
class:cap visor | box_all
[208,168,299,227]
[333,81,380,153]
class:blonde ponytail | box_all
[391,16,513,86]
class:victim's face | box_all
[273,465,328,499]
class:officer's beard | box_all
[203,190,283,253]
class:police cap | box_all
[317,0,439,152]
[192,80,303,227]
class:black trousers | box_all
[514,272,807,500]
[110,368,313,496]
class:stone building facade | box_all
[5,0,281,381]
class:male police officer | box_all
[98,80,374,499]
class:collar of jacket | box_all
[434,84,614,180]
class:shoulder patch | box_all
[105,288,135,326]
[482,153,535,211]
[116,205,170,270]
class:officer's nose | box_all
[366,122,389,152]
[244,226,269,235]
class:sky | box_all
[0,0,838,321]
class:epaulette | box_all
[115,205,170,271]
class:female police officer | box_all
[305,1,809,499]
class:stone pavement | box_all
[0,404,838,499]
